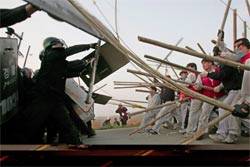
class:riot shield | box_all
[0,38,18,125]
[81,43,129,85]
[65,79,95,123]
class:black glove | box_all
[89,43,98,49]
[217,30,224,41]
[232,103,249,118]
[213,46,221,56]
[6,27,15,35]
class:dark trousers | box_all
[1,93,81,145]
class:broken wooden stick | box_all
[197,43,207,54]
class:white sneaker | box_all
[163,122,172,129]
[223,134,238,144]
[209,134,226,143]
[148,129,160,135]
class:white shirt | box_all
[147,93,161,108]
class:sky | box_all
[1,0,249,118]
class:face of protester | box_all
[187,65,196,72]
[180,73,187,79]
[202,61,212,71]
[149,87,156,95]
[234,41,248,55]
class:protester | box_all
[138,86,161,133]
[185,59,225,139]
[115,104,129,126]
[200,46,243,144]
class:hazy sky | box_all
[1,0,249,117]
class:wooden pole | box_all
[114,83,146,86]
[220,0,232,31]
[87,40,101,104]
[157,37,183,79]
[135,89,150,93]
[233,9,237,50]
[185,46,198,52]
[129,103,180,136]
[110,99,146,109]
[246,0,250,16]
[132,73,150,85]
[243,21,247,38]
[127,69,153,77]
[171,79,214,91]
[138,36,250,71]
[128,100,179,118]
[145,55,201,74]
[197,43,207,54]
[114,99,147,104]
[114,81,145,84]
[156,37,183,70]
[127,69,178,91]
[217,0,232,46]
[114,85,147,89]
[23,45,31,68]
[93,84,107,93]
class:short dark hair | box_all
[234,38,250,49]
[186,63,197,70]
[201,58,214,64]
[150,86,157,92]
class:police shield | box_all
[81,43,129,85]
[0,38,18,125]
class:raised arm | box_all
[65,43,97,57]
[0,4,38,28]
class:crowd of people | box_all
[138,37,250,144]
[1,3,97,145]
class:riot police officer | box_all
[2,37,96,145]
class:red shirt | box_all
[240,52,250,64]
[200,68,224,99]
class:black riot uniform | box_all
[0,4,34,28]
[2,37,96,144]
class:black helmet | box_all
[43,37,63,49]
